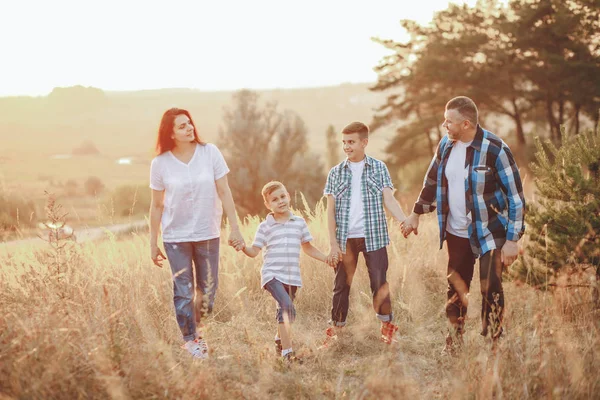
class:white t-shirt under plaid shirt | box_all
[252,212,313,288]
[324,155,394,253]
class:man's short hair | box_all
[341,121,369,139]
[261,181,287,201]
[446,96,478,126]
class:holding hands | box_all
[400,213,420,238]
[228,228,246,251]
[327,242,342,268]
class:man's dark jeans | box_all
[446,232,504,338]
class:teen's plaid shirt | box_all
[413,126,526,255]
[324,155,394,253]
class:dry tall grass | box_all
[1,205,598,399]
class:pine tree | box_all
[514,124,600,299]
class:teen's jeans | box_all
[164,238,220,342]
[331,238,392,326]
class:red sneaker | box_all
[319,326,341,349]
[381,321,399,344]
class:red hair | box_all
[155,108,204,155]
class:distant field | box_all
[0,83,396,228]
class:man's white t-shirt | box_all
[150,143,230,243]
[347,158,366,238]
[445,140,472,238]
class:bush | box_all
[84,176,104,196]
[0,191,36,231]
[109,185,151,217]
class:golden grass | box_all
[1,208,598,399]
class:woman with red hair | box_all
[149,108,244,359]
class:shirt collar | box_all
[342,155,372,169]
[470,125,484,151]
[266,211,298,225]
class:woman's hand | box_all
[151,245,166,267]
[228,230,245,251]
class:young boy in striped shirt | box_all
[235,181,329,363]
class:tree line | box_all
[370,0,600,170]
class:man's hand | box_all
[401,213,420,238]
[228,229,245,251]
[151,245,166,268]
[501,240,519,267]
[327,242,342,267]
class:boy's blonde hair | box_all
[261,181,287,202]
[342,121,369,139]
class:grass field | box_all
[1,206,598,399]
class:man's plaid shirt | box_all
[324,155,394,253]
[413,126,526,256]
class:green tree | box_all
[510,0,600,140]
[371,0,600,171]
[218,90,326,216]
[514,124,600,289]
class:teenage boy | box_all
[324,121,408,345]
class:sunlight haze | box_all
[1,0,477,96]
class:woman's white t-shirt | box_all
[149,143,230,243]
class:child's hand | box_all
[230,238,245,252]
[326,253,339,268]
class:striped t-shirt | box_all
[252,212,313,288]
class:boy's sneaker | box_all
[182,338,209,359]
[441,332,463,356]
[281,351,302,365]
[275,338,282,355]
[380,321,399,344]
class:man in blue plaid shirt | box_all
[323,122,408,346]
[402,97,525,352]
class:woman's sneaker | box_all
[182,338,209,359]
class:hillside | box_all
[0,83,392,158]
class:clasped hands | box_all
[400,213,420,238]
[228,229,245,251]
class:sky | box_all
[0,0,478,97]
